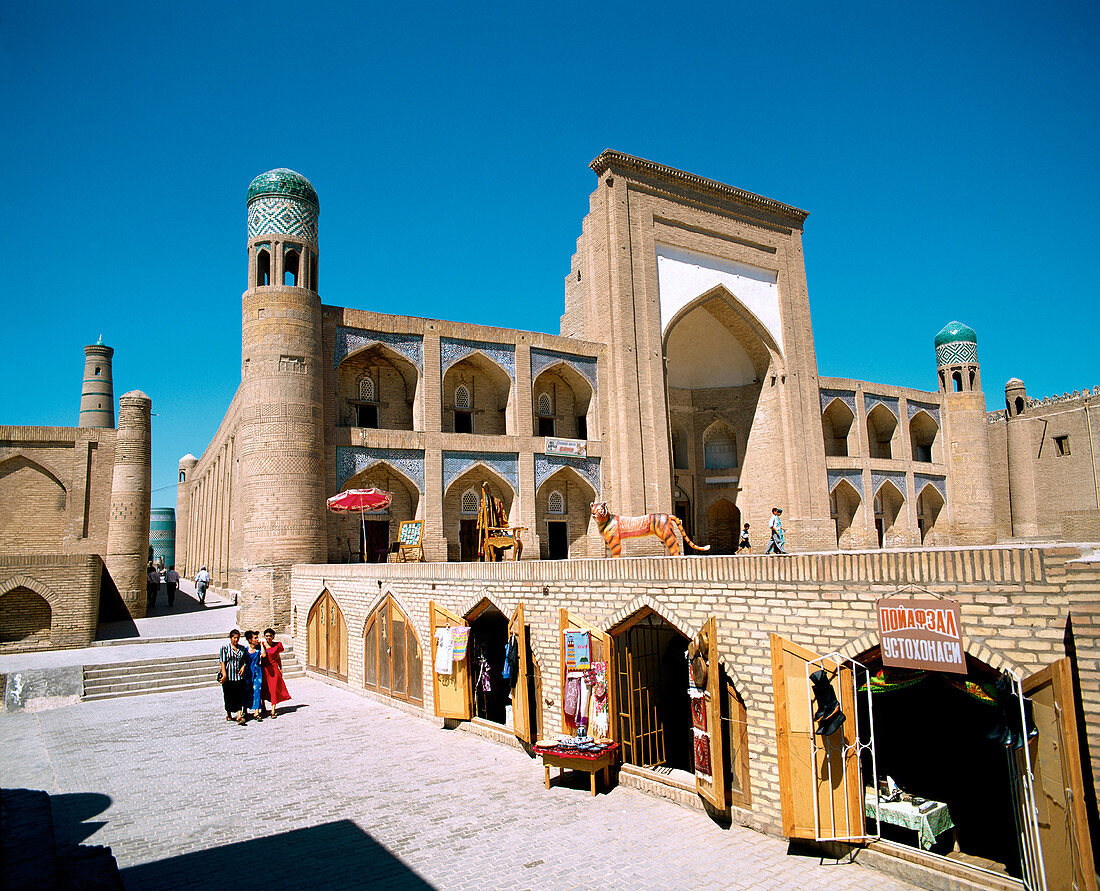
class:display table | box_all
[864,790,955,850]
[534,742,619,796]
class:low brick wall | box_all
[0,555,103,652]
[291,545,1100,836]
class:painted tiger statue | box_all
[590,501,711,557]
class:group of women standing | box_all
[218,628,291,724]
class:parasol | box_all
[327,488,393,562]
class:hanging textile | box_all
[451,627,470,661]
[434,626,454,675]
[857,667,997,706]
[476,654,492,692]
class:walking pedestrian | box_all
[737,522,752,553]
[260,628,291,718]
[164,565,180,608]
[243,631,265,722]
[146,563,161,609]
[765,507,787,554]
[194,565,211,606]
[219,629,248,725]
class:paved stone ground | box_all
[0,680,916,890]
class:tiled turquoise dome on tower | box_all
[246,168,319,244]
[935,320,978,368]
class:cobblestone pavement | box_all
[0,680,916,890]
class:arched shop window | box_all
[363,596,423,705]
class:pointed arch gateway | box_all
[536,465,597,559]
[444,464,515,561]
[306,589,347,680]
[338,461,421,563]
[337,341,421,431]
[532,361,594,440]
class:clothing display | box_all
[564,672,582,719]
[451,627,470,660]
[434,627,454,675]
[477,654,492,692]
[502,633,519,686]
[693,729,712,778]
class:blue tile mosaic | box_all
[247,195,319,243]
[871,471,908,498]
[334,328,423,371]
[907,401,941,425]
[531,348,598,391]
[827,469,863,498]
[914,473,947,499]
[440,338,515,381]
[534,454,601,493]
[443,451,519,493]
[935,340,978,367]
[337,447,424,492]
[864,394,900,418]
[819,389,856,414]
[247,169,319,207]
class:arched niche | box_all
[822,398,857,457]
[535,465,597,559]
[702,420,738,471]
[531,362,594,440]
[0,456,67,549]
[670,422,689,470]
[916,483,946,545]
[705,497,740,554]
[0,585,52,647]
[866,404,898,460]
[873,480,906,548]
[335,462,421,563]
[337,342,420,431]
[442,352,513,436]
[909,410,941,463]
[829,479,862,549]
[443,466,515,561]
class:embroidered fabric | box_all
[434,627,454,675]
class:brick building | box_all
[0,341,153,651]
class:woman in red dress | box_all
[260,628,291,717]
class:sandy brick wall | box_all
[0,554,102,652]
[292,544,1100,836]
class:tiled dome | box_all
[246,169,318,208]
[934,320,977,347]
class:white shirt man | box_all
[194,566,212,605]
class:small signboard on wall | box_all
[546,437,586,458]
[877,596,966,674]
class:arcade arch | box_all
[444,467,515,561]
[909,410,941,463]
[536,466,597,559]
[705,498,740,554]
[829,479,862,549]
[866,404,898,459]
[916,483,945,545]
[873,480,905,548]
[336,463,420,563]
[822,398,857,457]
[336,342,420,431]
[0,456,67,549]
[0,586,51,647]
[531,362,593,440]
[443,353,513,436]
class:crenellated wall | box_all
[292,544,1100,837]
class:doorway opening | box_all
[468,604,510,725]
[360,519,390,563]
[857,649,1021,877]
[459,518,478,561]
[612,611,692,773]
[547,521,568,559]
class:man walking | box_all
[195,565,211,606]
[765,507,787,555]
[164,565,180,608]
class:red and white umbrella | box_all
[327,488,392,562]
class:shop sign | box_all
[545,437,586,458]
[877,596,966,674]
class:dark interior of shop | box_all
[857,654,1021,877]
[469,607,510,724]
[613,614,692,772]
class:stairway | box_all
[81,644,306,701]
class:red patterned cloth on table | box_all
[534,742,619,761]
[262,642,291,705]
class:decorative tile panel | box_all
[871,471,908,498]
[247,195,318,243]
[440,338,515,381]
[936,340,978,367]
[335,328,423,371]
[914,473,947,499]
[337,447,424,492]
[864,394,899,418]
[820,389,856,414]
[827,469,863,498]
[443,451,519,493]
[907,401,941,425]
[531,348,598,391]
[534,454,601,493]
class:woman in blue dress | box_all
[243,630,265,722]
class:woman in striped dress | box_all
[219,629,248,725]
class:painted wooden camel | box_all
[590,501,710,557]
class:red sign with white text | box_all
[877,596,966,674]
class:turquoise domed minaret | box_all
[934,320,978,368]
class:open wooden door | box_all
[429,600,471,720]
[559,608,617,743]
[770,633,865,841]
[328,595,348,680]
[508,602,532,744]
[692,616,727,810]
[1020,658,1097,891]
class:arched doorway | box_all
[536,466,597,560]
[874,481,905,548]
[917,484,945,545]
[338,463,420,563]
[363,595,423,705]
[306,590,347,681]
[442,352,513,436]
[443,467,515,562]
[830,480,862,549]
[706,498,740,554]
[467,601,511,724]
[0,586,51,648]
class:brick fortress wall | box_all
[292,545,1100,835]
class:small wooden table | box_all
[534,742,619,796]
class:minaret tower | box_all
[79,337,115,428]
[936,321,996,544]
[237,169,326,631]
[104,390,152,617]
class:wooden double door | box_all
[306,590,348,681]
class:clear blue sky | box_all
[3,1,1097,509]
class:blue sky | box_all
[3,1,1097,509]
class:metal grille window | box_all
[359,377,376,401]
[460,489,478,513]
[548,490,565,513]
[455,385,471,410]
[537,393,552,416]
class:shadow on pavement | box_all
[119,820,435,889]
[49,791,114,846]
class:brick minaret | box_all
[104,390,152,617]
[79,338,115,428]
[937,321,996,544]
[1004,378,1039,538]
[175,453,198,574]
[237,169,326,631]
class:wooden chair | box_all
[395,520,424,562]
[485,525,526,561]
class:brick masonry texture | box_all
[291,544,1100,840]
